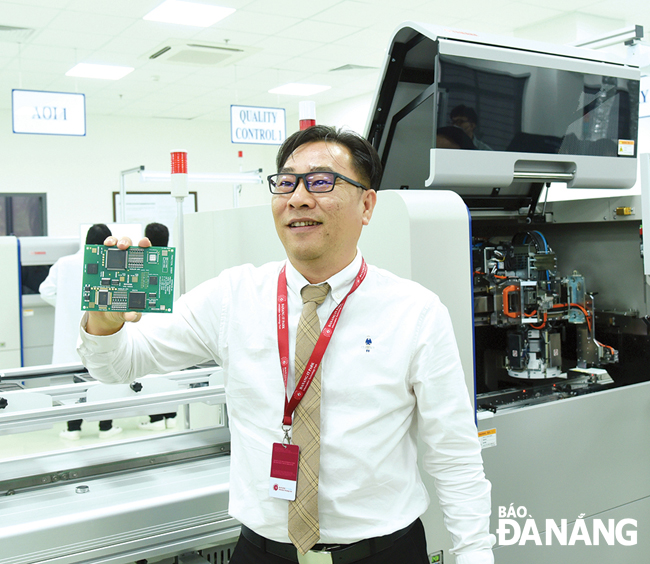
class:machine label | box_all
[618,139,635,156]
[478,428,497,449]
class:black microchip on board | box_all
[128,291,146,310]
[106,249,127,270]
[149,276,158,286]
[86,263,98,275]
[98,291,109,306]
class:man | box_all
[144,222,169,248]
[40,223,112,364]
[138,222,178,432]
[79,126,494,563]
[437,126,477,150]
[40,223,122,439]
[450,105,493,151]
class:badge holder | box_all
[269,441,300,500]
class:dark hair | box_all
[437,126,477,150]
[276,125,383,192]
[450,104,478,126]
[145,222,169,247]
[86,224,112,245]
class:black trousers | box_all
[67,419,113,431]
[228,519,429,564]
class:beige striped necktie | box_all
[288,283,331,554]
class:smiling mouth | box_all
[289,221,321,228]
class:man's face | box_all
[272,141,376,279]
[451,115,476,138]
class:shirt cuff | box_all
[454,548,494,564]
[79,311,127,352]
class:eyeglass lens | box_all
[271,172,336,193]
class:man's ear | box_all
[361,190,377,226]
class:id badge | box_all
[269,442,299,501]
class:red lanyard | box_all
[277,259,367,427]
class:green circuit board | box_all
[81,245,175,313]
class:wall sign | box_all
[12,89,86,136]
[641,75,649,119]
[231,105,285,145]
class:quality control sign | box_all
[231,105,286,145]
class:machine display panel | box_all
[370,28,641,194]
[435,53,639,157]
[81,245,175,313]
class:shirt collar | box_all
[285,250,363,305]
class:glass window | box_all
[0,193,47,236]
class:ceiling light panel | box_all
[143,1,236,28]
[66,63,134,80]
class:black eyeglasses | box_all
[267,171,367,194]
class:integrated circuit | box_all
[81,244,175,314]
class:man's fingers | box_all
[86,310,142,336]
[123,311,142,323]
[102,236,149,249]
[117,237,133,250]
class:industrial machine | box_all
[20,237,79,366]
[472,230,618,383]
[0,236,78,369]
[366,21,650,563]
[0,363,237,564]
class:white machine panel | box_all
[0,237,21,369]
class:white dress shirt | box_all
[79,253,495,563]
[39,249,85,364]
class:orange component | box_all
[502,285,520,318]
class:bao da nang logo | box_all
[497,505,637,546]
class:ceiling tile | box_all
[276,19,363,43]
[331,27,394,51]
[29,28,115,51]
[517,0,595,9]
[587,0,650,21]
[4,0,73,8]
[19,43,91,64]
[118,19,206,43]
[243,0,342,20]
[212,10,303,35]
[311,1,402,28]
[64,0,161,18]
[0,1,61,28]
[192,27,270,46]
[464,2,564,30]
[46,11,136,36]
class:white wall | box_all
[317,92,374,136]
[1,109,279,237]
[1,99,376,238]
